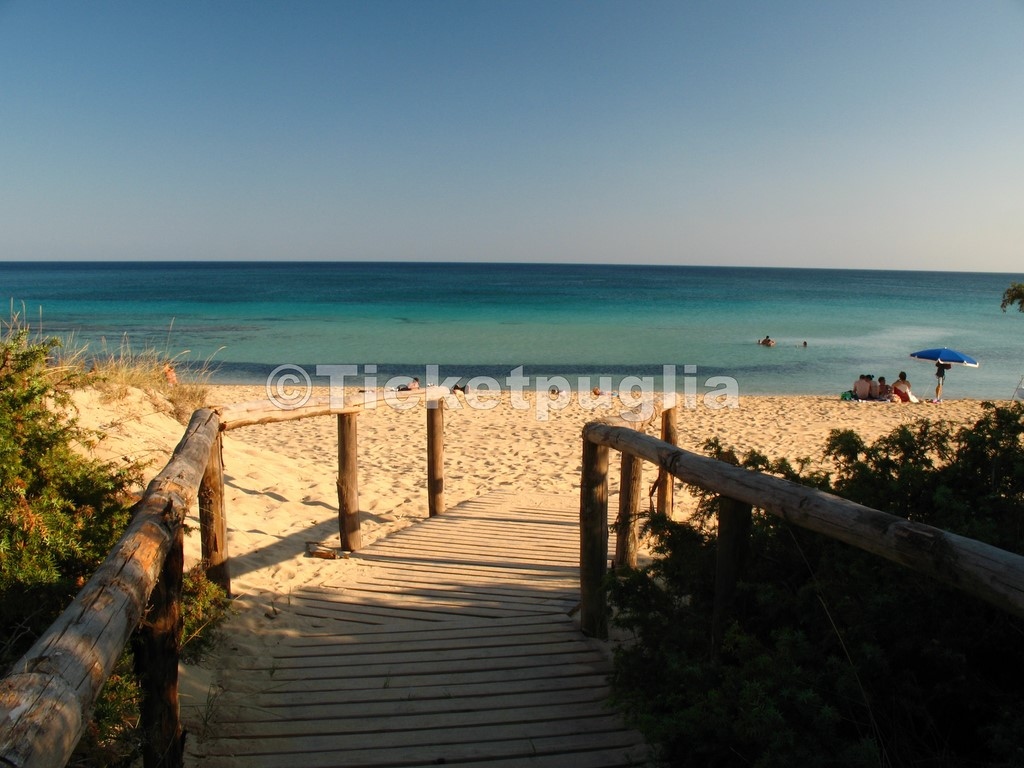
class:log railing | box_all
[0,408,221,768]
[0,391,447,768]
[580,410,1024,641]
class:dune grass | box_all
[49,325,220,424]
[4,302,218,424]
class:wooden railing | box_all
[0,391,450,768]
[0,408,222,768]
[579,410,1024,641]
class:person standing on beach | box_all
[934,362,949,401]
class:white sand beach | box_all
[72,385,993,592]
[69,385,992,628]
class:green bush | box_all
[1,325,228,766]
[0,328,140,663]
[181,563,229,664]
[609,402,1024,767]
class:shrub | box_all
[181,563,229,664]
[1,322,228,766]
[609,402,1024,767]
[0,328,140,662]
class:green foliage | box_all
[181,563,229,664]
[1000,282,1024,313]
[70,653,143,768]
[0,328,140,663]
[610,402,1024,767]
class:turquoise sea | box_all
[1,261,1021,400]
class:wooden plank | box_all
[196,729,647,768]
[291,593,577,621]
[289,612,587,643]
[199,713,635,754]
[231,639,601,675]
[211,701,627,738]
[215,675,614,712]
[211,661,617,697]
[301,578,577,604]
[187,491,646,768]
[288,590,575,620]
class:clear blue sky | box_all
[2,1,1022,271]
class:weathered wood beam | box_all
[613,452,643,570]
[337,412,361,551]
[583,420,1024,622]
[427,400,445,517]
[198,431,230,595]
[655,406,677,517]
[579,436,610,639]
[217,397,361,431]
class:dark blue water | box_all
[1,261,1020,398]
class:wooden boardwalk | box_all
[190,491,650,768]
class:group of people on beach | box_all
[849,361,952,403]
[849,371,919,402]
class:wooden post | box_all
[132,502,185,768]
[613,452,643,570]
[579,429,610,639]
[198,432,230,595]
[337,412,361,551]
[427,400,445,517]
[711,495,752,654]
[656,406,677,517]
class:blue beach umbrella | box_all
[909,347,980,367]
[910,347,978,402]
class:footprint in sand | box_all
[271,566,296,583]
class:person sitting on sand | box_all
[892,371,918,403]
[397,376,420,392]
[867,375,879,400]
[853,375,871,400]
[877,376,893,401]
